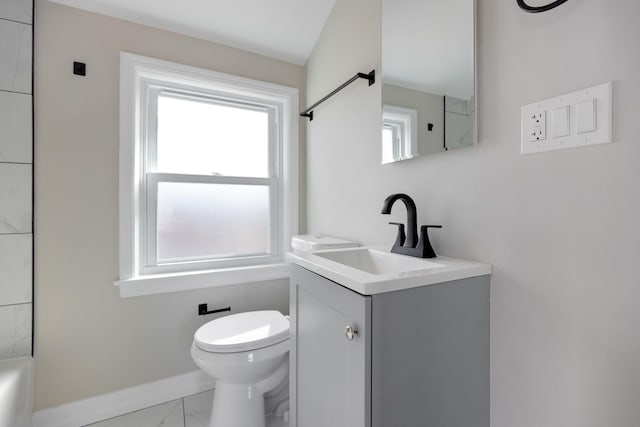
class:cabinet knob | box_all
[345,325,358,341]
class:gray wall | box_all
[0,0,33,360]
[306,1,640,426]
[34,0,304,410]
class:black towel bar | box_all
[300,70,375,121]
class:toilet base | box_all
[207,360,289,427]
[210,382,266,427]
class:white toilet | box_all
[191,310,290,427]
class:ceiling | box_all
[47,0,337,65]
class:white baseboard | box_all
[32,370,215,427]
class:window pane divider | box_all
[147,172,275,186]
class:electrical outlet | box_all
[528,111,546,142]
[521,82,612,155]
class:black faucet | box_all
[380,193,442,258]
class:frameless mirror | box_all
[381,0,476,163]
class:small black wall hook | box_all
[198,304,231,316]
[73,61,86,76]
[517,0,568,13]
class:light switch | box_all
[552,106,570,138]
[577,99,597,134]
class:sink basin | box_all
[287,245,492,295]
[314,248,444,275]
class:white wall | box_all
[34,0,304,410]
[306,1,640,426]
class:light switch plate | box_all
[552,106,570,138]
[577,99,597,133]
[521,82,613,155]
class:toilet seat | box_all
[194,310,289,353]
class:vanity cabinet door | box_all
[290,265,371,427]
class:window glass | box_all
[156,95,270,178]
[156,182,270,263]
[382,125,395,164]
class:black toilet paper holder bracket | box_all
[198,304,231,316]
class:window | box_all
[117,53,298,297]
[381,105,418,163]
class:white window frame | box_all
[116,53,298,297]
[382,105,418,163]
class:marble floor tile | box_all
[0,91,32,163]
[183,389,288,427]
[266,414,289,427]
[0,0,32,24]
[0,233,32,305]
[0,302,31,358]
[84,399,184,427]
[0,19,31,93]
[184,390,213,427]
[0,163,32,233]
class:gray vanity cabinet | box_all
[290,264,490,427]
[290,264,372,427]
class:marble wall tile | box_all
[0,91,31,163]
[0,163,31,233]
[0,19,31,93]
[445,95,472,116]
[0,233,31,305]
[85,399,184,427]
[0,302,31,358]
[184,390,213,427]
[0,0,32,24]
[445,111,474,149]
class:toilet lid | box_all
[194,310,289,353]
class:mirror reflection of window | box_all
[382,124,397,164]
[382,105,418,163]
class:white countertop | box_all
[287,245,492,295]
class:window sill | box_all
[114,262,291,298]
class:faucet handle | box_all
[388,222,406,247]
[417,225,442,258]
